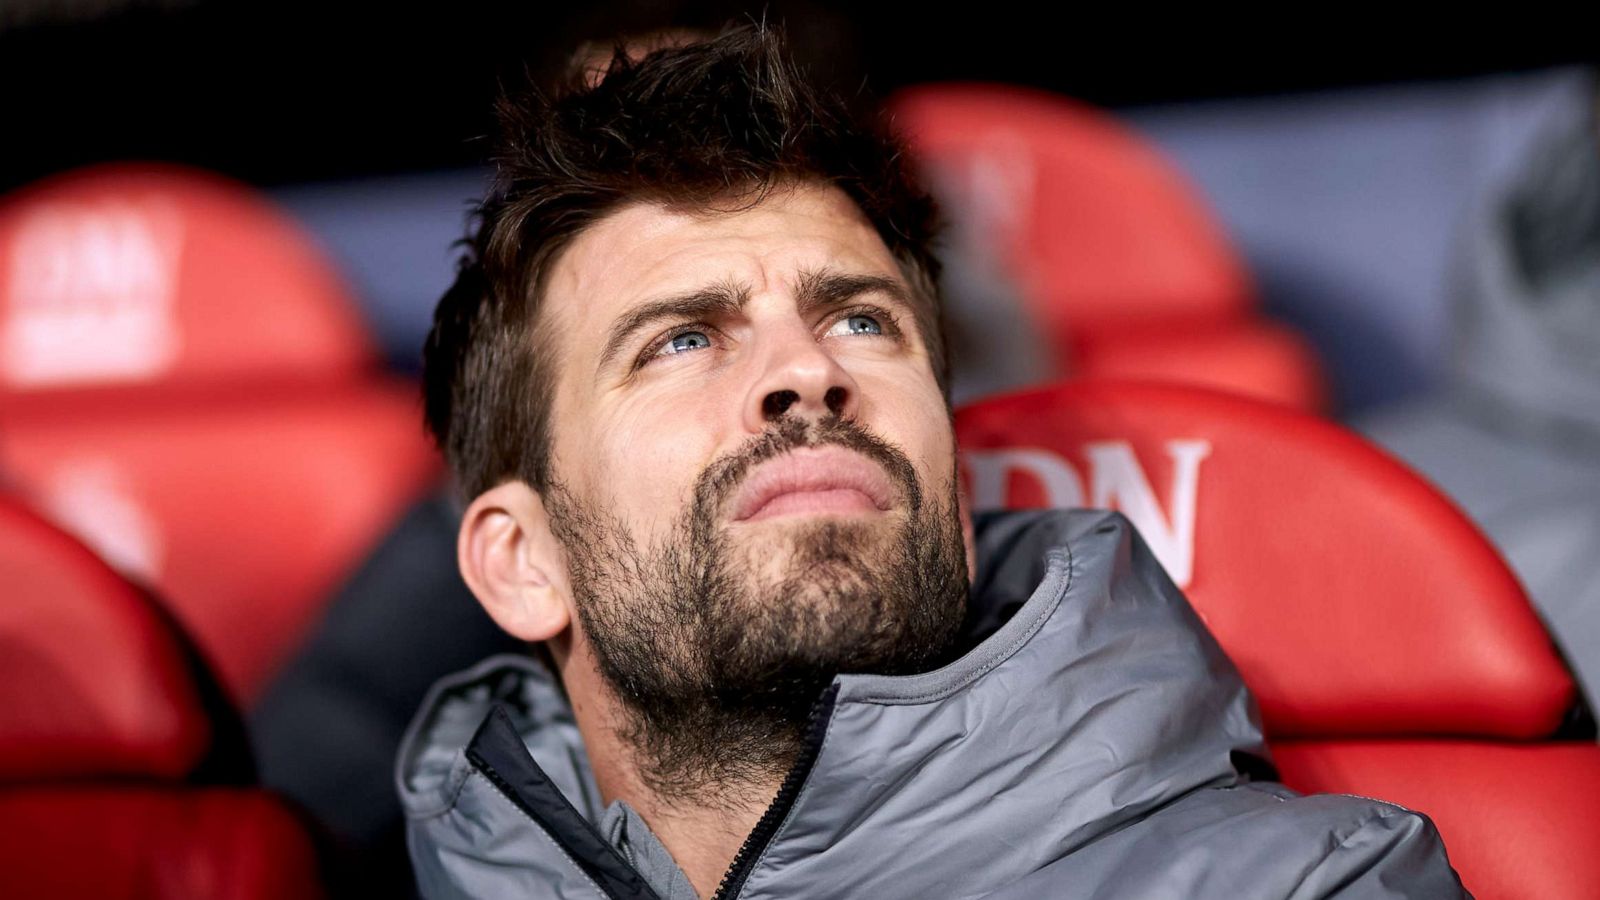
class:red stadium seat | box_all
[0,165,441,704]
[0,495,325,899]
[1073,321,1330,413]
[0,384,439,702]
[890,85,1326,411]
[890,84,1252,338]
[955,381,1600,899]
[0,163,375,395]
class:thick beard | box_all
[543,413,970,811]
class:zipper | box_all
[466,705,665,900]
[710,682,840,900]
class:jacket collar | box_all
[397,508,1269,899]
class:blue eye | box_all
[847,315,882,335]
[829,314,883,337]
[662,330,712,354]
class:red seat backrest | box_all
[955,381,1573,739]
[0,497,209,781]
[0,163,376,398]
[890,86,1328,414]
[889,84,1254,351]
[0,383,440,704]
[955,382,1599,898]
[0,494,325,899]
[0,165,441,704]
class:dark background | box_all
[4,0,1595,192]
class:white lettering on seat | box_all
[966,448,1086,510]
[964,440,1212,586]
[2,199,183,387]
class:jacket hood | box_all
[1450,81,1600,442]
[396,507,1271,899]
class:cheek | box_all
[578,389,729,535]
[857,370,955,493]
[910,411,959,500]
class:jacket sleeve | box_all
[1288,805,1471,899]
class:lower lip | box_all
[740,488,882,522]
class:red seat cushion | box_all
[1274,740,1600,900]
[0,498,209,781]
[955,382,1576,738]
[0,787,325,900]
[0,381,441,703]
[889,83,1254,357]
[0,163,375,398]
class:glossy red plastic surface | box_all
[0,498,209,781]
[0,788,324,900]
[890,83,1254,356]
[955,381,1575,738]
[1275,740,1600,900]
[0,381,440,703]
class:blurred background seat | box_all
[955,381,1600,900]
[0,164,441,704]
[0,493,324,899]
[0,163,374,392]
[890,83,1328,411]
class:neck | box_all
[559,640,788,900]
[613,771,778,900]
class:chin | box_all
[734,516,885,591]
[742,511,884,551]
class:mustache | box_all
[693,413,924,521]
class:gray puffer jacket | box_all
[396,508,1467,899]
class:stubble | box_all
[543,413,970,809]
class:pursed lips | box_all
[729,445,898,523]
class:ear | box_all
[458,481,572,642]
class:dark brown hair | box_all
[422,23,948,499]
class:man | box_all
[399,26,1466,899]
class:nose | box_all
[762,386,849,419]
[742,327,862,432]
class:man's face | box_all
[535,181,972,794]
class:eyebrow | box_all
[597,280,752,373]
[795,268,913,318]
[596,268,914,374]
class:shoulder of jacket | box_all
[1281,793,1468,898]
